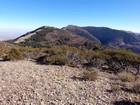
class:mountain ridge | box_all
[13,26,98,48]
[62,25,101,44]
[63,25,140,53]
[13,25,140,53]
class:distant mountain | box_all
[62,25,101,44]
[14,26,98,48]
[82,26,140,52]
[13,25,140,53]
[63,25,140,53]
[82,27,138,45]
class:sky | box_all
[0,0,140,35]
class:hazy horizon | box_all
[0,24,140,40]
[0,28,32,40]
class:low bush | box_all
[110,85,122,92]
[47,55,70,65]
[37,54,70,65]
[83,70,98,81]
[4,48,24,61]
[118,72,135,82]
[133,80,140,94]
[104,49,140,63]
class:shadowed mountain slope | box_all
[62,25,101,44]
[83,26,140,53]
[63,25,140,53]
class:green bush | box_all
[83,70,98,81]
[118,72,135,82]
[4,48,24,61]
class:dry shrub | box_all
[110,85,122,92]
[83,70,98,81]
[118,72,135,82]
[47,55,70,65]
[37,54,70,65]
[4,48,24,61]
[133,79,140,94]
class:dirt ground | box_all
[0,61,139,105]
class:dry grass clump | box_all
[83,70,98,81]
[133,79,140,94]
[110,85,122,92]
[37,54,70,65]
[118,72,135,82]
[47,55,70,65]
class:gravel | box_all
[0,61,139,105]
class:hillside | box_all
[13,25,140,53]
[63,25,140,53]
[14,26,98,48]
[62,25,101,44]
[82,26,140,53]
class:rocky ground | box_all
[0,61,139,105]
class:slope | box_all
[62,25,101,44]
[14,26,98,48]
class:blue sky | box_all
[0,0,140,32]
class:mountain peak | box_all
[13,25,140,53]
[14,26,99,48]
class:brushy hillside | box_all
[13,26,99,49]
[63,25,140,53]
[13,25,140,53]
[0,45,140,74]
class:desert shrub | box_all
[92,45,103,51]
[110,85,122,92]
[35,45,140,72]
[82,70,98,81]
[133,80,140,94]
[37,55,48,64]
[104,49,140,63]
[47,55,70,65]
[80,50,108,68]
[4,48,24,61]
[43,46,83,65]
[81,50,107,59]
[37,54,70,65]
[19,47,47,59]
[118,72,135,82]
[104,49,140,73]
